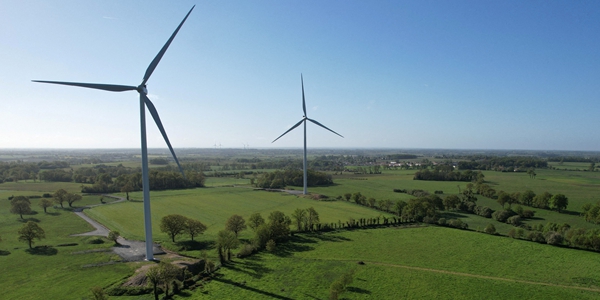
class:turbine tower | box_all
[272,74,343,194]
[33,6,195,261]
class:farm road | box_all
[71,195,162,261]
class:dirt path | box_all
[363,260,600,293]
[71,195,163,261]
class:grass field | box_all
[181,226,600,299]
[2,164,600,299]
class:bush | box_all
[527,231,546,243]
[506,215,522,226]
[474,206,494,218]
[484,224,496,235]
[42,193,52,198]
[545,231,564,245]
[422,216,437,224]
[492,210,517,223]
[437,218,447,226]
[237,243,256,258]
[448,219,468,229]
[266,239,276,252]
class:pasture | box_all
[2,159,600,299]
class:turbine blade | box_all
[142,6,195,85]
[32,80,136,92]
[272,119,304,143]
[141,94,185,178]
[307,118,344,138]
[301,74,307,117]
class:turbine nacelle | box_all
[137,85,148,94]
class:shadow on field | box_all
[19,217,40,223]
[26,246,58,256]
[212,276,293,300]
[347,286,371,295]
[561,210,581,216]
[176,240,215,251]
[440,212,468,219]
[46,211,61,216]
[226,256,273,279]
[0,250,11,256]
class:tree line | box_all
[82,170,205,194]
[413,168,484,182]
[255,169,333,189]
[457,156,548,171]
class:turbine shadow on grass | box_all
[26,246,58,256]
[212,276,293,300]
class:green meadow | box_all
[2,161,600,299]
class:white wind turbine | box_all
[272,74,343,194]
[33,6,195,261]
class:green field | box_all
[2,160,600,299]
[188,227,600,299]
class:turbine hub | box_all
[137,85,148,94]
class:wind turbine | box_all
[272,74,343,194]
[33,6,195,261]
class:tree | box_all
[66,193,82,207]
[53,189,68,208]
[146,265,162,300]
[394,200,407,217]
[121,183,134,200]
[216,230,239,261]
[443,195,461,211]
[248,212,265,231]
[519,190,536,206]
[159,262,180,298]
[268,211,292,238]
[225,214,247,237]
[185,218,207,241]
[108,231,120,245]
[306,207,320,231]
[39,198,53,213]
[550,194,569,213]
[160,214,188,242]
[484,224,496,235]
[18,221,45,249]
[11,196,32,219]
[533,192,552,209]
[496,191,510,209]
[291,208,307,231]
[343,193,351,201]
[90,286,109,300]
[367,197,376,208]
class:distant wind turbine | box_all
[272,74,343,194]
[33,6,195,261]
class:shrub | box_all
[484,224,496,235]
[237,243,256,258]
[506,215,522,226]
[545,231,564,245]
[422,216,437,224]
[448,219,468,229]
[437,218,447,226]
[527,231,546,243]
[474,206,494,218]
[492,210,517,223]
[42,193,52,198]
[266,239,276,252]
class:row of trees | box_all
[0,161,69,183]
[255,169,333,189]
[581,202,600,224]
[413,168,485,182]
[159,214,207,242]
[82,170,205,194]
[457,156,548,171]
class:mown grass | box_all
[182,226,600,299]
[0,194,135,300]
[85,187,394,256]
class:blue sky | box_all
[1,0,599,150]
